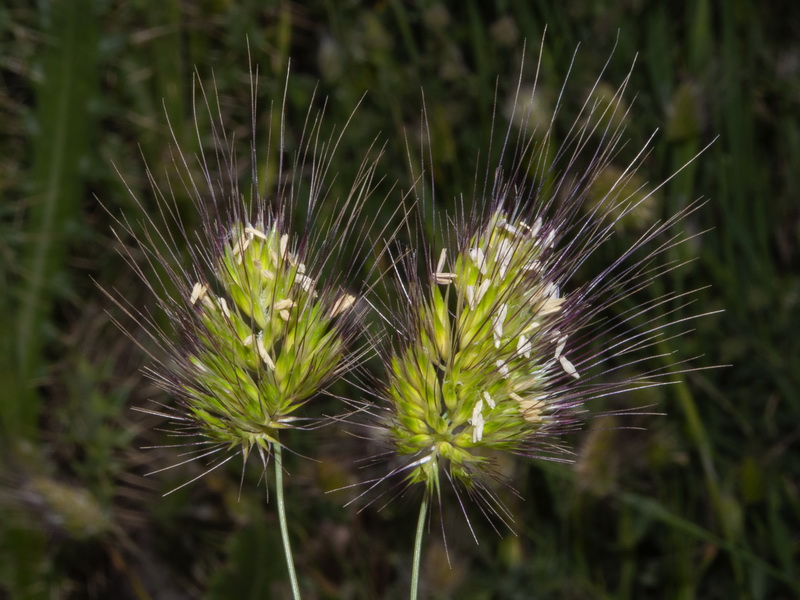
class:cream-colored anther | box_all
[493,303,508,348]
[433,248,457,284]
[469,247,487,275]
[295,274,317,295]
[496,239,513,278]
[256,334,275,369]
[217,297,231,318]
[279,233,289,259]
[496,360,509,377]
[190,282,208,305]
[273,299,295,312]
[245,226,269,240]
[330,294,356,317]
[519,397,546,423]
[518,334,532,359]
[471,399,485,443]
[559,355,580,379]
[466,279,490,309]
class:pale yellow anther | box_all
[509,392,545,422]
[540,297,565,315]
[242,334,254,347]
[261,269,275,280]
[496,360,509,377]
[432,243,455,285]
[530,217,543,238]
[466,279,490,309]
[433,272,457,285]
[436,248,447,273]
[256,334,275,369]
[470,398,483,424]
[273,299,295,312]
[496,239,513,278]
[244,226,269,240]
[295,273,317,296]
[330,294,356,317]
[559,355,580,379]
[519,398,546,423]
[518,334,532,359]
[469,247,487,275]
[471,399,485,443]
[279,310,291,321]
[493,303,508,348]
[217,297,231,318]
[190,282,208,305]
[533,282,564,315]
[482,390,496,409]
[279,233,289,259]
[500,221,519,236]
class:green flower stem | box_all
[410,490,429,600]
[274,442,301,600]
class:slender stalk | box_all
[410,490,429,600]
[274,443,301,600]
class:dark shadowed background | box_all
[1,1,798,598]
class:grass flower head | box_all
[370,49,713,538]
[177,219,361,465]
[111,71,384,490]
[110,68,393,598]
[388,208,584,498]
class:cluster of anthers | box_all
[175,220,358,466]
[386,208,585,496]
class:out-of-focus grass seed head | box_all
[376,48,711,523]
[112,70,387,489]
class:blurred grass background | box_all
[1,0,798,598]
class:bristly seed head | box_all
[111,72,390,492]
[385,209,583,498]
[177,223,359,459]
[371,48,712,524]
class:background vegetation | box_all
[1,0,798,598]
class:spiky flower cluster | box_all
[181,220,358,462]
[387,208,585,495]
[122,59,706,540]
[111,70,391,492]
[374,64,710,515]
[112,49,715,600]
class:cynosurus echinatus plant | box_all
[369,54,714,599]
[110,72,389,599]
